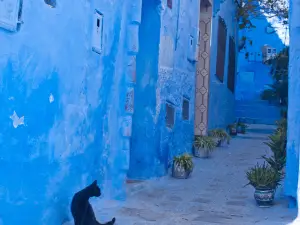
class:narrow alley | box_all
[94,124,297,225]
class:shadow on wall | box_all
[128,0,163,179]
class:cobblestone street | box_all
[95,125,297,224]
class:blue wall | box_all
[128,0,199,179]
[208,0,238,129]
[0,1,130,224]
[234,17,284,124]
[236,17,284,101]
[284,0,300,207]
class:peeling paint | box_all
[49,93,54,103]
[10,111,24,128]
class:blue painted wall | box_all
[234,17,284,124]
[285,0,300,207]
[128,0,199,179]
[208,0,238,129]
[0,1,131,224]
[236,17,285,101]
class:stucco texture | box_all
[128,0,199,179]
[284,0,300,207]
[208,0,237,129]
[0,0,132,224]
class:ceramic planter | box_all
[237,125,242,133]
[229,127,237,136]
[254,188,275,207]
[213,138,222,147]
[219,139,228,147]
[237,126,246,134]
[193,147,211,158]
[172,163,192,179]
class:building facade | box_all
[235,17,285,124]
[285,0,300,208]
[128,0,200,179]
[0,0,136,224]
[0,0,203,223]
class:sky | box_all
[266,16,289,45]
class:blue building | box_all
[0,0,136,224]
[235,17,285,124]
[1,0,295,224]
[0,0,203,223]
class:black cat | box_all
[71,180,116,225]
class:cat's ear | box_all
[92,180,97,185]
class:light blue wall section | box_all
[128,0,199,179]
[235,17,284,124]
[0,1,131,224]
[284,0,300,207]
[208,0,238,129]
[236,17,285,101]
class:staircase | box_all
[235,100,281,125]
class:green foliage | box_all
[194,136,217,152]
[173,154,194,171]
[228,123,237,128]
[235,0,288,29]
[237,122,248,128]
[260,47,289,106]
[246,162,282,189]
[208,129,231,143]
[262,118,287,171]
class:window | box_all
[166,103,175,129]
[167,0,173,9]
[272,48,276,53]
[44,0,56,7]
[215,17,227,82]
[0,0,23,32]
[92,10,104,54]
[227,37,236,93]
[267,48,271,53]
[182,98,189,120]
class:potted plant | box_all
[262,118,287,174]
[228,123,237,136]
[193,135,217,158]
[237,122,248,134]
[245,163,282,207]
[208,128,231,147]
[172,154,194,179]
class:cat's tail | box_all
[97,217,116,225]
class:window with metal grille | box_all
[166,103,175,128]
[227,36,236,93]
[44,0,56,7]
[167,0,173,9]
[215,17,227,82]
[182,98,189,120]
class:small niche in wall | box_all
[44,0,56,8]
[0,0,23,32]
[166,103,175,129]
[187,27,200,62]
[182,98,190,120]
[167,0,173,9]
[92,10,104,54]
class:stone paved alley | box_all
[94,125,297,225]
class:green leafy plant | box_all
[246,162,282,189]
[228,123,237,129]
[173,154,194,171]
[194,136,217,152]
[237,122,248,129]
[208,128,231,143]
[262,118,287,171]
